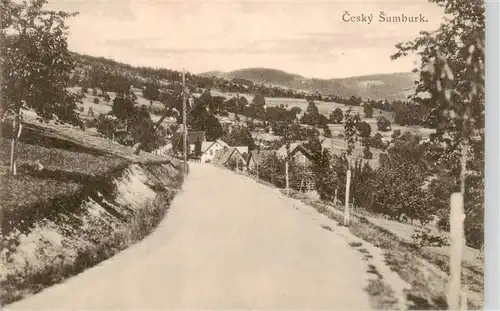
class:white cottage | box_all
[200,140,230,163]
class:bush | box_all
[377,116,391,132]
[93,97,99,104]
[370,133,386,150]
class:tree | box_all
[376,115,391,131]
[205,115,223,141]
[323,124,332,138]
[1,0,83,174]
[371,133,432,223]
[300,100,321,126]
[392,0,485,248]
[363,103,374,118]
[356,121,371,138]
[251,92,266,107]
[112,94,136,125]
[222,127,256,151]
[342,108,359,226]
[330,108,344,124]
[142,81,160,101]
[194,138,202,158]
[370,133,386,150]
[87,107,95,118]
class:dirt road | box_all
[7,164,372,310]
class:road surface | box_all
[7,163,372,310]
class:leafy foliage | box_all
[376,115,391,132]
[222,127,256,151]
[363,103,374,118]
[1,0,82,124]
[330,108,344,124]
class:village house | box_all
[276,142,314,166]
[211,147,246,170]
[246,150,276,171]
[199,140,229,163]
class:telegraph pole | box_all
[182,69,188,178]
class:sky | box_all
[47,0,446,79]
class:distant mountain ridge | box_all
[199,68,418,101]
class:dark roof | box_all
[247,150,276,166]
[277,142,314,160]
[212,147,245,166]
[171,131,206,145]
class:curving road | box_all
[7,163,372,310]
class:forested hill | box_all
[70,53,416,102]
[200,68,418,101]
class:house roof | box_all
[201,140,230,154]
[235,146,248,155]
[276,141,312,159]
[247,150,276,165]
[171,131,206,146]
[211,147,244,166]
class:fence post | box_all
[285,160,289,196]
[448,192,465,310]
[344,160,351,226]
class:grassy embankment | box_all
[0,117,184,306]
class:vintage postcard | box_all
[0,0,489,310]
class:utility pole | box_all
[182,69,188,179]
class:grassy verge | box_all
[283,189,483,310]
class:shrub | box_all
[377,116,391,132]
[93,97,99,104]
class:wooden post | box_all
[256,153,259,180]
[285,160,289,196]
[344,159,351,226]
[448,192,465,310]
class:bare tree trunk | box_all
[334,187,338,205]
[460,142,468,195]
[10,113,22,175]
[344,159,351,226]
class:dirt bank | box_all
[0,162,183,306]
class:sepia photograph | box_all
[0,0,488,310]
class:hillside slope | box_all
[200,68,418,101]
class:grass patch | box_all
[349,241,363,247]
